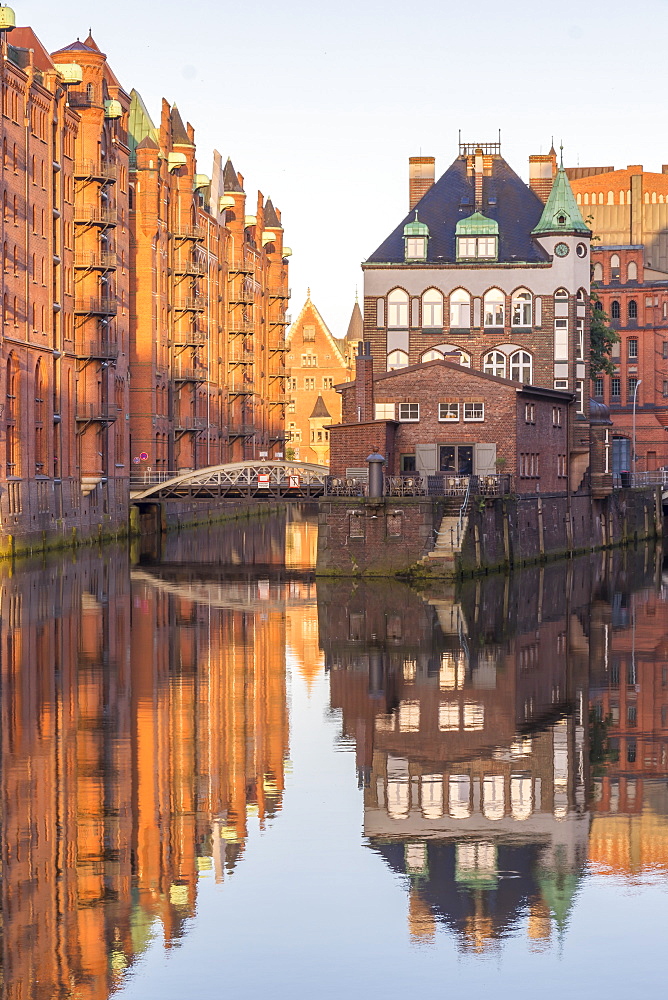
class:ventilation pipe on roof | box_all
[474,147,484,212]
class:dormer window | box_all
[455,212,499,262]
[403,211,429,261]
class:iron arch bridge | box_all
[130,461,330,502]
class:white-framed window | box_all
[304,376,315,390]
[449,288,470,328]
[576,319,584,360]
[554,287,569,301]
[483,350,506,378]
[463,402,484,421]
[484,288,505,327]
[511,289,532,327]
[398,402,419,421]
[422,288,443,327]
[302,324,316,342]
[405,237,427,260]
[552,406,562,426]
[387,349,409,371]
[510,350,532,383]
[610,254,620,279]
[457,236,497,259]
[439,702,460,731]
[288,399,295,413]
[554,378,569,390]
[593,262,603,282]
[554,318,569,360]
[421,349,444,362]
[375,402,395,420]
[289,377,297,391]
[387,288,409,327]
[439,403,459,421]
[323,376,333,389]
[628,260,638,281]
[576,380,585,414]
[525,402,535,423]
[628,337,638,359]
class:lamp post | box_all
[632,378,642,480]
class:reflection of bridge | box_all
[130,461,329,501]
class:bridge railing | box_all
[629,470,668,487]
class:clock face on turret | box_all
[554,242,570,257]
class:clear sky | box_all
[17,0,668,335]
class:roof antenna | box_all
[355,285,358,303]
[560,142,564,168]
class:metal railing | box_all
[173,296,206,312]
[74,160,117,181]
[385,475,426,496]
[130,469,179,488]
[74,337,119,360]
[75,403,118,423]
[73,207,117,226]
[74,251,117,270]
[228,424,256,437]
[326,476,368,497]
[172,227,203,241]
[173,329,207,345]
[74,297,117,316]
[628,470,668,487]
[175,416,206,431]
[172,367,207,382]
[173,257,207,275]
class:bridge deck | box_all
[131,460,329,502]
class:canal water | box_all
[1,508,667,999]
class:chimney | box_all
[474,147,484,211]
[409,156,435,210]
[529,149,558,203]
[355,341,374,422]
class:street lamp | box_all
[632,378,642,478]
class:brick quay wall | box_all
[316,488,664,578]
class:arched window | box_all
[607,191,614,205]
[619,190,625,206]
[610,254,620,279]
[628,299,638,319]
[576,193,582,205]
[584,193,589,205]
[483,350,506,378]
[387,349,409,371]
[6,353,19,476]
[510,776,532,821]
[387,288,409,327]
[421,288,443,328]
[611,300,621,319]
[34,360,45,473]
[511,288,532,327]
[554,288,569,301]
[482,775,505,820]
[593,262,603,283]
[421,775,443,820]
[449,775,471,819]
[421,349,443,362]
[449,288,470,328]
[484,288,505,327]
[86,82,94,102]
[510,350,532,383]
[627,260,638,281]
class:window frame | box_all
[463,401,484,422]
[511,289,532,328]
[483,288,505,328]
[438,402,460,422]
[398,402,420,422]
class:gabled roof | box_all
[309,395,331,419]
[11,27,55,72]
[83,32,100,51]
[170,105,193,146]
[223,158,244,193]
[136,135,159,150]
[287,296,348,364]
[264,198,282,228]
[533,166,590,235]
[367,155,550,266]
[52,38,102,55]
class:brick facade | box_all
[330,357,571,493]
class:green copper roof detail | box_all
[128,89,159,163]
[403,210,429,238]
[455,211,499,236]
[532,167,590,235]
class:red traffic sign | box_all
[288,475,301,488]
[140,452,149,461]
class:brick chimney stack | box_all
[355,341,374,422]
[529,149,558,203]
[474,147,484,211]
[409,157,435,210]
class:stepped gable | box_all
[367,155,550,266]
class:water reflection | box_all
[1,521,667,997]
[318,547,668,953]
[0,532,315,999]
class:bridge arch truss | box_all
[131,460,330,501]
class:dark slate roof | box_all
[170,106,193,146]
[264,198,281,228]
[136,135,159,150]
[53,39,98,53]
[309,395,331,419]
[367,155,550,266]
[223,158,244,193]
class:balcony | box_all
[75,403,117,426]
[67,89,96,110]
[173,257,207,276]
[228,376,256,395]
[228,423,256,438]
[172,227,204,242]
[173,328,207,345]
[74,337,119,360]
[228,256,256,274]
[269,340,288,353]
[172,367,207,383]
[269,287,291,300]
[73,206,117,227]
[175,415,206,432]
[173,295,206,312]
[74,297,117,316]
[228,320,255,336]
[74,251,117,271]
[74,160,116,183]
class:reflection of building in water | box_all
[588,575,668,877]
[319,566,594,952]
[0,551,290,997]
[284,507,319,572]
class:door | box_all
[439,445,473,475]
[474,443,496,476]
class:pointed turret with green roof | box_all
[533,155,589,235]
